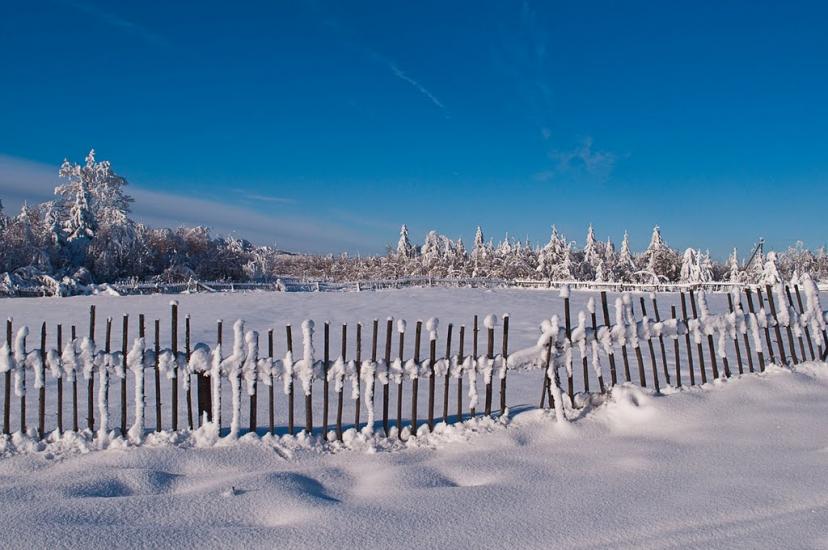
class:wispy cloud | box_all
[388,62,447,113]
[230,188,296,205]
[0,154,378,253]
[534,137,618,183]
[59,0,168,47]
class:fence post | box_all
[411,320,422,434]
[727,293,745,374]
[57,324,63,434]
[138,315,145,437]
[268,329,274,434]
[197,312,212,425]
[500,316,509,415]
[600,291,618,386]
[215,320,223,431]
[485,317,495,416]
[794,284,816,360]
[88,304,96,431]
[744,288,766,372]
[383,318,392,435]
[471,315,478,417]
[564,295,575,404]
[786,286,808,362]
[689,290,708,384]
[249,332,259,434]
[396,322,405,437]
[428,327,436,431]
[121,314,129,435]
[336,324,345,441]
[38,322,46,438]
[671,306,682,386]
[442,323,453,423]
[71,325,78,431]
[322,323,329,436]
[679,292,696,385]
[589,306,606,393]
[457,325,465,421]
[154,320,162,431]
[368,319,378,434]
[763,285,788,365]
[286,325,294,436]
[754,288,776,366]
[651,294,671,385]
[354,323,362,430]
[185,315,193,430]
[171,302,178,431]
[618,298,632,383]
[3,319,10,435]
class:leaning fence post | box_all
[764,285,788,365]
[744,288,766,372]
[121,314,129,435]
[38,322,46,438]
[689,290,708,384]
[727,293,745,374]
[639,298,660,390]
[777,285,799,365]
[786,286,808,362]
[88,304,96,431]
[564,292,575,403]
[650,294,671,385]
[794,284,816,360]
[500,315,509,415]
[679,292,696,385]
[754,288,776,365]
[600,291,618,385]
[154,319,162,431]
[671,306,682,387]
[589,304,606,393]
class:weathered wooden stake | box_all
[786,286,808,362]
[71,325,78,431]
[268,329,274,434]
[3,319,10,435]
[88,305,95,431]
[744,288,766,372]
[286,324,294,435]
[443,323,453,423]
[640,299,659,393]
[427,334,436,431]
[57,325,63,434]
[600,291,618,385]
[471,315,478,417]
[396,323,404,437]
[753,288,776,365]
[154,320,162,431]
[501,315,509,414]
[689,290,708,384]
[564,297,575,404]
[19,325,26,434]
[249,331,258,434]
[679,292,696,385]
[383,318,392,435]
[589,307,606,393]
[727,294,745,374]
[337,324,346,441]
[764,285,788,365]
[457,326,465,421]
[185,316,193,430]
[38,322,46,438]
[794,285,816,360]
[122,314,129,434]
[354,323,362,430]
[171,302,179,431]
[651,295,671,384]
[322,323,329,436]
[485,320,494,416]
[671,306,682,387]
[411,320,422,434]
[368,319,378,433]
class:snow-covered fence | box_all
[1,279,827,444]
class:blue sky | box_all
[1,1,827,257]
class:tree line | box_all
[1,150,826,292]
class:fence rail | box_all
[1,281,826,444]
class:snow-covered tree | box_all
[614,231,636,282]
[396,224,413,260]
[726,248,742,283]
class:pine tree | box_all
[726,248,742,283]
[396,224,413,259]
[614,231,636,282]
[761,251,782,285]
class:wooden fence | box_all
[1,282,826,442]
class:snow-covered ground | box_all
[0,288,827,548]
